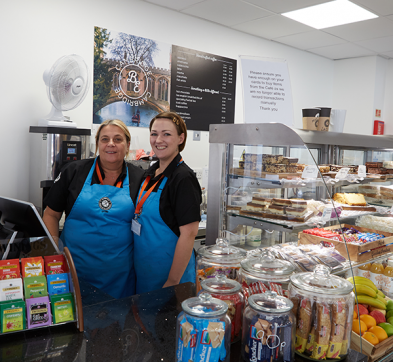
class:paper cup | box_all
[330,109,346,133]
[302,108,320,130]
[317,107,331,132]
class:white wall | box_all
[2,0,391,205]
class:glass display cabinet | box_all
[204,122,393,361]
[206,123,393,248]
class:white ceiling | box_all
[143,0,393,60]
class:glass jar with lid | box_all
[196,238,247,292]
[175,292,231,362]
[289,265,355,361]
[241,291,295,362]
[239,250,295,300]
[200,274,244,343]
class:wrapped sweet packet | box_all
[21,257,44,278]
[176,316,197,362]
[0,278,23,301]
[26,296,52,329]
[51,293,75,324]
[47,273,69,295]
[177,314,226,362]
[44,255,68,275]
[0,259,20,280]
[1,300,26,333]
[24,276,48,299]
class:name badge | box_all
[131,219,141,236]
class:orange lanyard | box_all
[95,162,123,188]
[134,174,164,216]
[135,158,183,216]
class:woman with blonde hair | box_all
[43,119,144,298]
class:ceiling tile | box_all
[274,30,346,50]
[355,35,393,52]
[323,17,393,42]
[232,14,313,40]
[308,43,376,60]
[351,0,393,16]
[241,0,332,14]
[145,0,205,11]
[182,0,271,27]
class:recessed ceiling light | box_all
[282,0,378,29]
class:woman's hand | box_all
[163,221,199,288]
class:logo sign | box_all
[114,60,152,106]
[99,197,112,211]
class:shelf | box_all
[228,173,393,189]
[227,207,386,233]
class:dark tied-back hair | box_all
[149,111,187,152]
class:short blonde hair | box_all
[149,111,187,152]
[95,120,131,157]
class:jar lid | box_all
[200,274,242,294]
[181,292,229,318]
[197,238,247,263]
[241,250,295,277]
[248,291,293,313]
[290,265,353,295]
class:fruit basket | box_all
[298,224,393,262]
[349,277,393,361]
[351,330,393,362]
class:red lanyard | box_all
[135,174,164,216]
[95,162,122,188]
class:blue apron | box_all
[60,158,135,298]
[134,176,196,294]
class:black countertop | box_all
[0,280,369,362]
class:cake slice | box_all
[272,198,292,206]
[343,193,367,206]
[290,200,307,210]
[266,205,285,214]
[251,197,272,206]
[286,207,307,217]
[245,202,266,212]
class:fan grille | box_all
[47,55,89,111]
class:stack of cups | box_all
[302,108,320,131]
[302,107,332,131]
[317,107,332,132]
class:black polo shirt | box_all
[142,153,202,237]
[44,157,144,218]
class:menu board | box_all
[170,45,236,131]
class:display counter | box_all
[0,280,367,362]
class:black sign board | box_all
[170,45,236,131]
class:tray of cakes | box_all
[357,185,393,206]
[239,196,313,223]
[231,153,300,179]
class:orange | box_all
[368,326,388,342]
[353,310,358,320]
[360,315,377,329]
[352,319,367,335]
[362,331,380,345]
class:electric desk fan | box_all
[39,54,90,128]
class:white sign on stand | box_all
[335,168,350,180]
[358,165,366,178]
[240,57,294,126]
[302,165,318,179]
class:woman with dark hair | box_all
[133,111,201,294]
[43,119,144,298]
